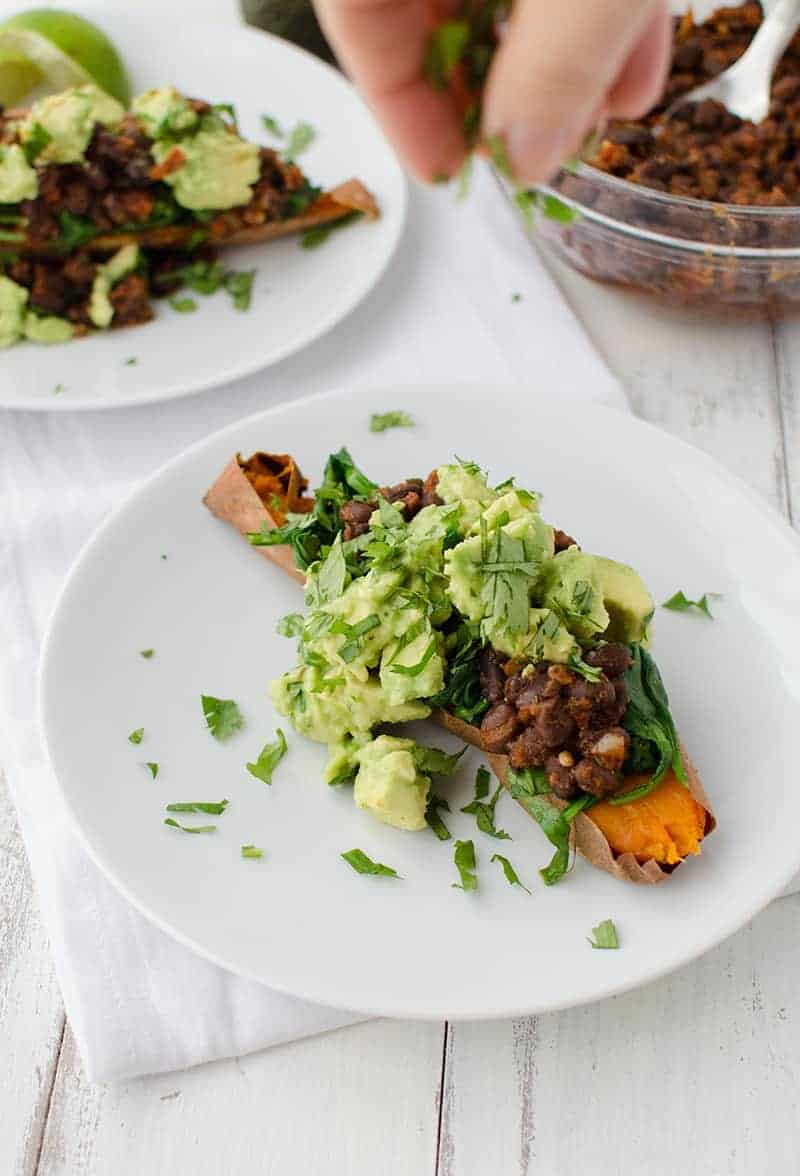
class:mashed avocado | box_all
[88,243,139,329]
[0,275,28,348]
[354,736,430,831]
[436,462,498,529]
[132,86,198,138]
[270,666,429,746]
[24,313,73,344]
[152,124,259,211]
[0,143,38,202]
[22,84,124,165]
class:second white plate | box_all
[0,11,406,411]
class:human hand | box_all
[313,0,671,183]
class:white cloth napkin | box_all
[0,163,626,1081]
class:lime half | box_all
[0,26,96,107]
[0,10,130,107]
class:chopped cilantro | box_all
[224,269,255,311]
[588,919,619,949]
[124,357,138,366]
[246,729,287,785]
[128,728,144,745]
[662,590,719,618]
[144,762,159,779]
[511,292,522,303]
[300,210,363,249]
[23,122,52,164]
[369,411,415,433]
[540,193,578,224]
[424,19,470,88]
[53,383,65,396]
[164,817,216,834]
[241,844,264,859]
[56,211,96,252]
[140,649,155,659]
[276,612,305,638]
[413,745,466,777]
[341,848,399,878]
[452,839,477,891]
[461,769,510,840]
[425,794,452,841]
[284,120,316,161]
[390,636,438,678]
[185,228,207,251]
[491,853,531,893]
[166,800,229,815]
[261,114,283,137]
[169,296,197,314]
[201,695,244,740]
[211,101,237,124]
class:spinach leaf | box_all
[615,646,686,805]
[452,839,477,891]
[507,768,592,885]
[491,853,531,893]
[429,622,489,723]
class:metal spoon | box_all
[668,0,800,123]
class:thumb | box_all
[482,0,667,183]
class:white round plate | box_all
[0,11,405,411]
[40,384,800,1018]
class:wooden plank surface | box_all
[5,214,800,1175]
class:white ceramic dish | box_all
[0,12,406,411]
[39,383,800,1019]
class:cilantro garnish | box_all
[224,269,255,311]
[461,768,510,840]
[124,357,138,366]
[425,795,452,841]
[53,384,64,396]
[478,515,541,640]
[284,121,316,161]
[139,649,154,659]
[341,849,399,878]
[261,114,283,137]
[211,102,237,124]
[246,729,287,785]
[330,613,381,662]
[169,296,197,314]
[54,211,97,252]
[23,122,52,164]
[452,839,477,891]
[413,745,466,777]
[277,613,305,638]
[144,762,159,779]
[430,623,489,724]
[164,817,216,834]
[241,844,264,859]
[166,800,229,815]
[201,695,244,740]
[300,210,363,249]
[491,853,531,893]
[588,919,619,949]
[511,292,522,303]
[369,411,415,433]
[390,636,438,678]
[662,590,719,619]
[424,19,470,88]
[128,728,144,745]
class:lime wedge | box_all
[0,26,94,107]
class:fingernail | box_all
[504,124,576,183]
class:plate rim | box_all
[37,384,800,1018]
[0,17,408,414]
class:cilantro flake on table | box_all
[284,121,316,162]
[143,762,159,779]
[341,849,399,878]
[139,648,155,659]
[588,919,619,949]
[201,695,244,740]
[128,728,144,745]
[241,844,264,859]
[169,296,197,314]
[369,411,415,433]
[425,794,452,841]
[461,767,510,840]
[261,114,283,137]
[246,729,287,785]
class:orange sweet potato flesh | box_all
[238,453,313,525]
[587,771,707,866]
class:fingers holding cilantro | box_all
[204,446,714,886]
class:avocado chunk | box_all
[22,84,124,165]
[540,548,609,640]
[593,555,654,643]
[0,275,28,348]
[354,735,430,831]
[88,243,139,329]
[24,313,73,344]
[132,86,198,139]
[152,123,260,211]
[0,143,37,201]
[270,666,429,745]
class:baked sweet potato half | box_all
[203,449,715,885]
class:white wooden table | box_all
[3,231,800,1173]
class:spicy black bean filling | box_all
[589,3,800,206]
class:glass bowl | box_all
[533,163,800,307]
